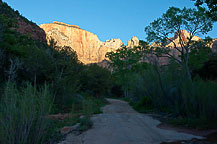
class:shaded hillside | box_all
[0,1,46,42]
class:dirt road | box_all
[59,98,202,144]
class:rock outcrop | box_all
[150,30,217,65]
[104,39,124,50]
[167,30,201,48]
[127,36,139,48]
[211,38,217,53]
[41,21,217,65]
[41,22,123,64]
[173,30,201,42]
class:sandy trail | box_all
[59,98,202,144]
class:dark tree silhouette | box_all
[192,0,217,21]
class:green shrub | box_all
[73,93,107,115]
[78,116,93,132]
[195,53,217,80]
[130,65,217,127]
[179,79,217,120]
[131,95,154,113]
[0,83,53,144]
[80,64,112,97]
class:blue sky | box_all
[3,0,217,44]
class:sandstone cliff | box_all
[104,39,124,49]
[40,22,124,64]
[40,21,216,65]
[150,30,216,65]
[127,36,139,48]
[211,38,217,53]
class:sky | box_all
[3,0,217,44]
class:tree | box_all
[192,0,217,21]
[145,7,214,80]
[105,44,148,97]
[196,53,217,80]
[188,37,212,71]
[80,64,112,97]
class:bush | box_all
[80,64,112,97]
[0,83,53,144]
[110,84,124,98]
[130,65,217,127]
[179,79,217,119]
[78,116,93,132]
[196,53,217,80]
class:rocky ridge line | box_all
[40,21,139,64]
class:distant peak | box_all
[174,30,189,40]
[52,21,80,29]
[131,36,139,40]
[127,36,139,48]
[173,30,201,42]
[104,39,124,49]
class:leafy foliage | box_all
[145,7,214,80]
[195,53,217,80]
[106,44,150,97]
[188,38,212,71]
[0,3,114,143]
[80,64,112,97]
[145,7,213,43]
[0,83,53,144]
[128,65,217,127]
[193,0,217,21]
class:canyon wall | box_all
[150,30,217,65]
[41,22,124,64]
[41,22,216,65]
[40,21,139,64]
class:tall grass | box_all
[0,83,53,144]
[130,65,217,125]
[179,80,217,119]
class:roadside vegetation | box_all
[0,2,111,144]
[106,6,217,129]
[0,1,217,144]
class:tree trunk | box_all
[184,49,192,81]
[124,87,128,98]
[185,62,192,81]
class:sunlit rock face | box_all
[174,30,201,42]
[150,30,204,65]
[41,22,217,65]
[167,30,201,48]
[150,30,217,65]
[170,30,217,53]
[127,36,139,48]
[40,21,123,64]
[104,39,124,50]
[211,38,217,53]
[169,30,216,53]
